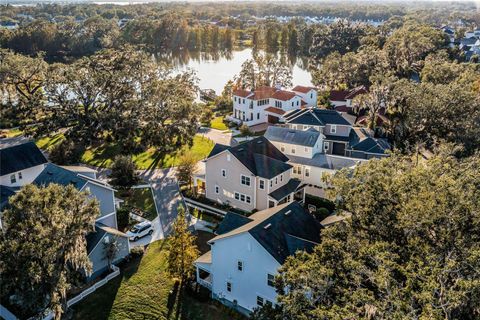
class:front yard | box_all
[209,116,229,131]
[118,187,158,221]
[70,235,244,320]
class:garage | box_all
[267,115,280,124]
[332,142,346,156]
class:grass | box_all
[70,237,245,320]
[210,116,228,131]
[119,188,157,221]
[32,132,213,170]
[0,128,23,138]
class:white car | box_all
[127,221,153,242]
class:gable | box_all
[0,141,48,176]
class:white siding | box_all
[0,164,46,187]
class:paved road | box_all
[198,127,236,146]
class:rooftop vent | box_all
[238,148,244,152]
[257,140,263,144]
[284,210,291,216]
[264,223,272,230]
[46,171,53,175]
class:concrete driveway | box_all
[129,168,184,247]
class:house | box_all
[194,202,322,314]
[0,141,48,187]
[283,108,354,156]
[230,85,316,127]
[329,86,367,112]
[197,137,303,212]
[0,140,129,280]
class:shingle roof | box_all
[285,108,351,126]
[264,126,320,147]
[33,163,88,190]
[228,137,292,179]
[330,86,367,101]
[292,85,316,94]
[268,179,302,201]
[216,212,253,235]
[210,202,322,264]
[0,185,16,211]
[349,137,390,154]
[0,141,48,176]
[252,87,276,100]
[264,107,285,115]
[207,143,230,158]
[86,223,128,255]
[233,89,252,98]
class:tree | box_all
[262,154,480,320]
[235,52,292,89]
[167,206,199,283]
[0,184,99,319]
[48,139,85,165]
[176,151,198,193]
[353,82,390,130]
[109,155,140,189]
[103,236,119,272]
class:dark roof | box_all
[264,126,320,147]
[268,179,302,201]
[324,134,351,142]
[284,108,351,126]
[349,137,390,154]
[86,225,107,254]
[207,143,229,158]
[0,141,48,176]
[33,163,88,190]
[248,202,322,264]
[461,37,477,46]
[228,137,292,179]
[0,185,16,211]
[330,86,367,102]
[216,212,253,235]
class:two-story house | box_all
[194,201,322,314]
[231,85,316,127]
[0,141,130,280]
[201,137,303,212]
[329,86,367,113]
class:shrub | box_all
[130,246,145,258]
[116,207,130,231]
[314,207,331,221]
[108,155,140,189]
[240,124,251,136]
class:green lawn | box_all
[0,128,23,138]
[32,133,213,170]
[70,238,245,320]
[119,188,157,221]
[210,116,228,131]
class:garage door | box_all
[332,142,346,156]
[267,115,279,124]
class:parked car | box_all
[126,221,153,241]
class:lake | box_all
[167,48,313,95]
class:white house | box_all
[231,85,316,127]
[195,202,322,314]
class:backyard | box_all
[118,187,158,221]
[70,234,244,320]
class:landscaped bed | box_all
[70,234,245,320]
[118,187,157,221]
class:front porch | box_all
[268,179,305,208]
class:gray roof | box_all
[216,212,253,235]
[264,126,320,147]
[269,179,302,201]
[33,163,88,190]
[348,137,390,154]
[0,141,48,176]
[218,137,292,179]
[288,153,364,170]
[86,223,128,255]
[284,108,351,126]
[207,143,229,158]
[210,202,322,264]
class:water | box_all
[165,48,313,95]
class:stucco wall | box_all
[210,232,279,312]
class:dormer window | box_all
[331,125,337,134]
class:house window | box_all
[291,147,296,154]
[221,169,226,177]
[257,113,260,119]
[270,180,273,188]
[304,147,309,153]
[297,100,299,106]
[259,179,265,190]
[234,97,237,102]
[305,168,310,177]
[280,174,283,182]
[246,196,251,204]
[235,192,240,200]
[227,154,231,161]
[227,282,232,292]
[291,102,294,107]
[257,296,264,307]
[241,175,251,186]
[324,142,330,151]
[238,261,243,271]
[275,177,278,184]
[240,194,245,202]
[215,185,219,194]
[310,93,313,99]
[292,125,297,130]
[267,274,275,287]
[18,172,22,180]
[242,99,245,104]
[280,145,285,152]
[10,174,16,184]
[330,125,337,134]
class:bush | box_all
[239,124,251,136]
[130,246,145,258]
[49,139,84,165]
[116,207,130,231]
[314,207,330,221]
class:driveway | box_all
[198,127,236,146]
[129,168,184,247]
